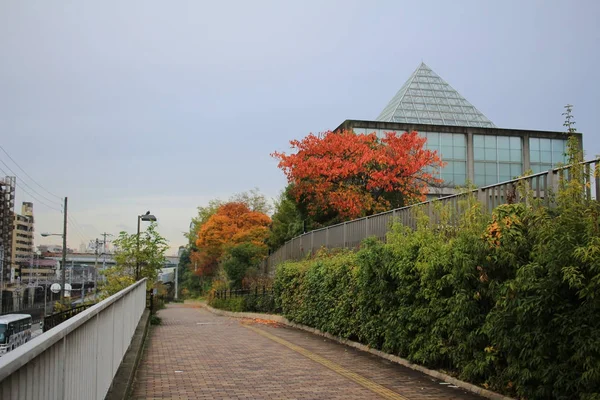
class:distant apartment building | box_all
[0,176,16,287]
[11,202,35,281]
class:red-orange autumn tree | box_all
[272,129,443,221]
[192,202,271,276]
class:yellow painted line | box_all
[243,324,409,400]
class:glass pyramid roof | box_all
[376,63,496,128]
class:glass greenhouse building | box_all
[336,63,581,196]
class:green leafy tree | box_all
[100,223,169,297]
[268,188,304,250]
[230,188,272,214]
[221,242,266,289]
[185,199,223,245]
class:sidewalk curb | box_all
[204,305,515,400]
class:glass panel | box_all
[539,138,551,151]
[440,133,453,146]
[426,132,439,142]
[530,138,540,151]
[498,163,511,176]
[353,128,366,135]
[510,164,522,176]
[510,149,522,162]
[440,145,453,158]
[441,171,454,182]
[485,163,497,176]
[453,174,466,186]
[497,136,510,149]
[453,146,466,160]
[454,161,466,174]
[552,139,565,152]
[453,134,466,146]
[498,149,510,161]
[541,151,552,163]
[485,148,496,161]
[531,164,544,174]
[510,136,522,148]
[474,147,485,161]
[474,135,485,148]
[530,150,540,163]
[484,136,496,147]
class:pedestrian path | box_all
[131,304,486,400]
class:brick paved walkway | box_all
[131,304,486,400]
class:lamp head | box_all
[140,214,157,222]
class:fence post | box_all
[365,217,370,237]
[326,229,329,248]
[343,222,347,248]
[477,188,487,213]
[310,231,314,255]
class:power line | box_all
[68,216,90,244]
[0,165,63,213]
[0,145,63,200]
[0,150,94,248]
[0,157,63,208]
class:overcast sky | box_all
[1,0,598,255]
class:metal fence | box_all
[263,158,600,274]
[214,287,273,300]
[0,278,147,400]
[42,303,94,333]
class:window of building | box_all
[474,135,523,186]
[421,132,467,186]
[529,138,567,173]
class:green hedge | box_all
[274,191,600,399]
[209,292,278,314]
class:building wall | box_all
[338,120,582,196]
[0,177,16,287]
[11,202,34,281]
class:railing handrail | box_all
[270,157,600,255]
[0,278,147,381]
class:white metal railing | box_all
[0,278,147,400]
[263,158,600,274]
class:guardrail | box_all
[0,278,147,400]
[263,158,600,274]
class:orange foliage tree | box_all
[193,202,271,276]
[272,129,443,221]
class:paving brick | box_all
[131,304,486,399]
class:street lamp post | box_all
[136,211,157,280]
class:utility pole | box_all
[100,232,112,270]
[93,238,99,301]
[61,197,68,301]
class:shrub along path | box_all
[131,303,486,400]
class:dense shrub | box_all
[209,297,245,312]
[274,175,600,399]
